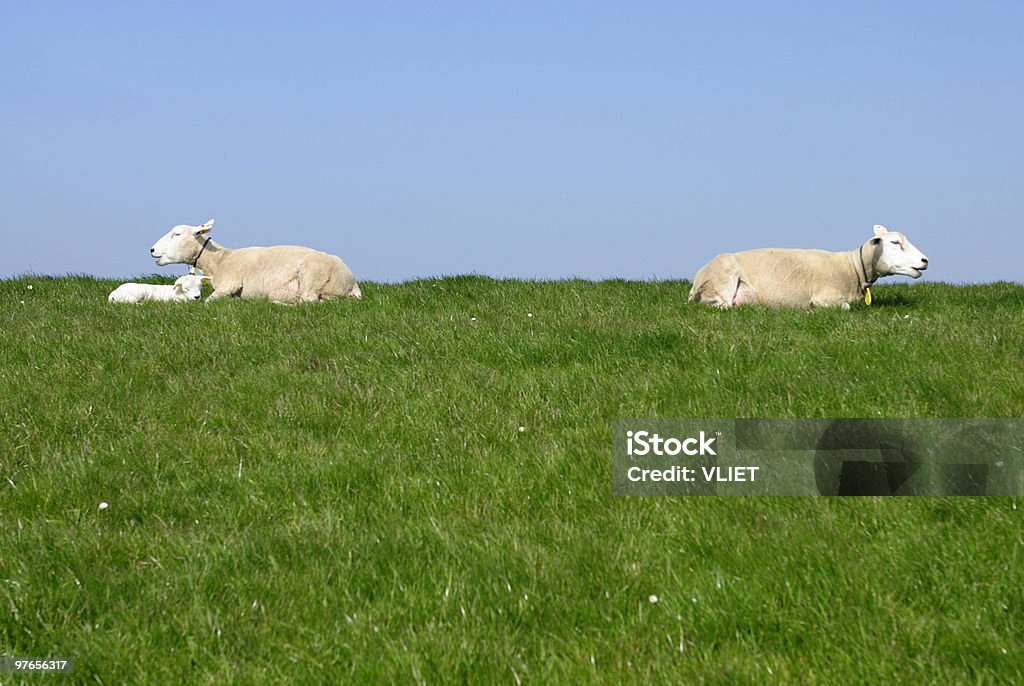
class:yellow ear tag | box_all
[189,266,196,275]
[864,287,872,306]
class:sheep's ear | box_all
[869,236,882,245]
[173,282,184,293]
[200,275,213,283]
[195,219,215,235]
[873,224,888,236]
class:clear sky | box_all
[2,1,1021,283]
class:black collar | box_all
[192,236,212,273]
[857,244,876,291]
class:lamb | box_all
[108,275,210,304]
[688,225,929,309]
[149,220,362,304]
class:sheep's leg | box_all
[206,281,242,302]
[299,274,340,303]
[268,278,303,305]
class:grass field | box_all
[1,276,1023,684]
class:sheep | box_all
[108,275,211,304]
[149,219,362,304]
[688,225,929,309]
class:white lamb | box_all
[108,275,210,304]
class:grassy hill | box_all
[1,276,1022,683]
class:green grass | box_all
[1,276,1023,684]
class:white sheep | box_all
[149,219,362,304]
[688,225,929,309]
[108,275,210,304]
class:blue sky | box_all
[2,1,1021,283]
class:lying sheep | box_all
[108,275,210,303]
[149,219,362,304]
[688,225,929,309]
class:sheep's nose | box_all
[921,257,929,267]
[150,248,156,255]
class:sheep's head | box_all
[866,225,929,279]
[173,275,211,301]
[151,220,214,266]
